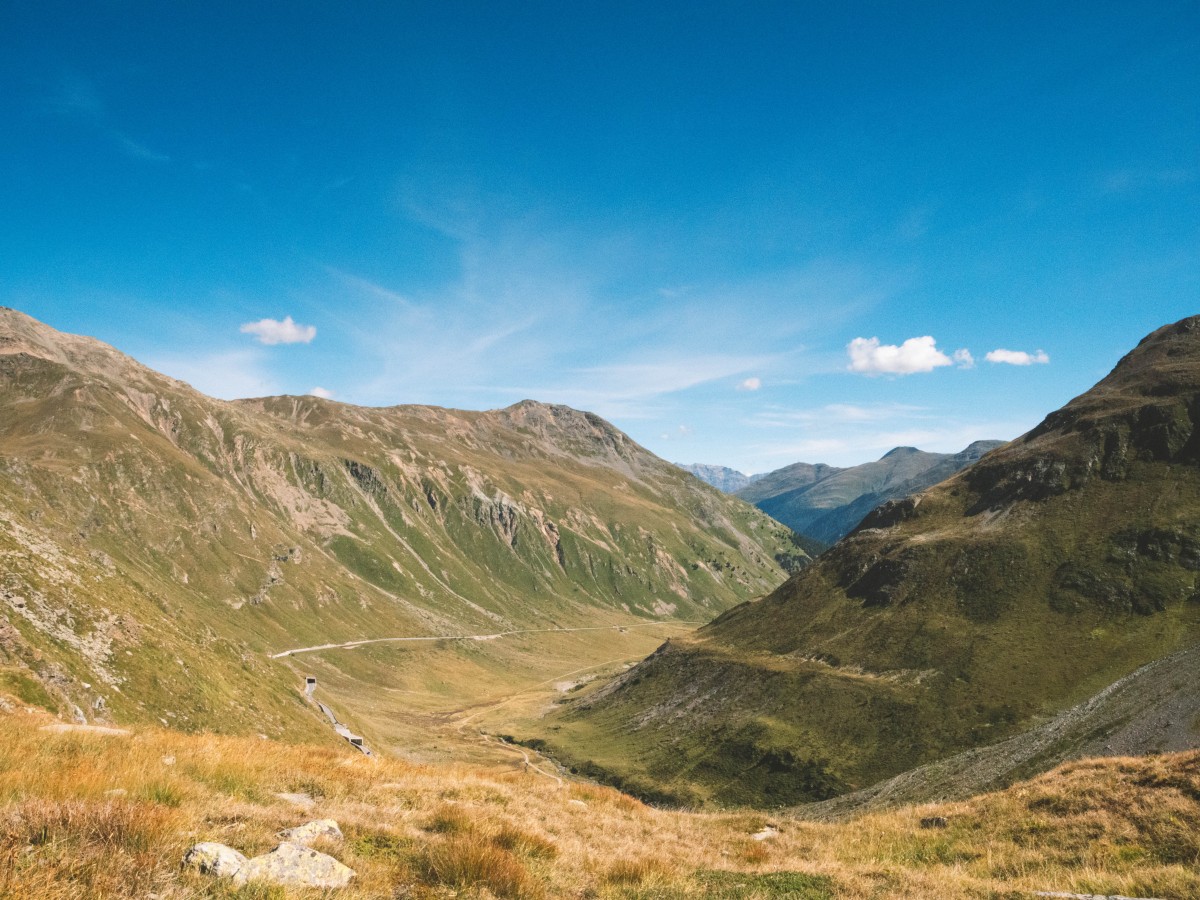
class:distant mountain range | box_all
[675,463,765,493]
[680,440,1005,546]
[544,315,1200,808]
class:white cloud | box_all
[986,348,1049,366]
[953,348,975,369]
[847,335,952,375]
[309,386,334,399]
[239,315,317,345]
[738,377,762,391]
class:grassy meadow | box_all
[1,701,1198,898]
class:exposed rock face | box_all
[183,842,247,878]
[0,306,797,740]
[232,841,355,889]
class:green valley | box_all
[0,307,796,763]
[537,315,1200,808]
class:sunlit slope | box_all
[3,701,1200,900]
[0,307,795,740]
[545,315,1200,807]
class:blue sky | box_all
[2,1,1197,471]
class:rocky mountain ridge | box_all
[0,307,796,746]
[676,463,765,494]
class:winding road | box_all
[270,620,703,658]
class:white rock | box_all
[279,819,343,845]
[183,842,247,878]
[233,842,355,889]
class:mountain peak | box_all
[964,314,1200,512]
[881,446,921,459]
[0,306,189,393]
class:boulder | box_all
[280,818,343,845]
[182,842,247,878]
[233,841,355,889]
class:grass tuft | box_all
[605,856,672,885]
[422,833,541,898]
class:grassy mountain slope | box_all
[794,440,1006,546]
[4,700,1200,899]
[0,307,796,748]
[801,638,1200,820]
[540,315,1200,807]
[735,462,844,505]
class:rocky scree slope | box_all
[0,308,796,740]
[544,315,1200,808]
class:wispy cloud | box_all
[749,419,1025,468]
[737,377,762,391]
[50,71,104,119]
[309,386,334,399]
[1099,167,1197,194]
[145,349,280,400]
[325,268,419,309]
[114,133,170,163]
[749,402,930,427]
[953,348,975,369]
[847,335,953,375]
[986,348,1049,366]
[48,72,170,165]
[239,316,317,345]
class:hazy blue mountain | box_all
[738,441,1005,545]
[677,463,766,493]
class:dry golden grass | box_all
[0,701,1198,898]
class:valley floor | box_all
[270,620,698,770]
[1,701,1199,898]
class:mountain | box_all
[676,463,764,493]
[736,441,1005,546]
[537,315,1200,807]
[0,308,797,748]
[733,460,844,504]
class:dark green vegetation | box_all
[0,308,796,747]
[801,638,1200,820]
[734,441,1004,546]
[542,315,1200,808]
